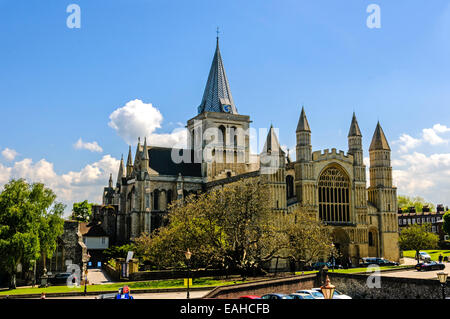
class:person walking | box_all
[439,254,443,263]
[116,286,134,299]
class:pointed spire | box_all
[369,122,391,151]
[198,36,237,114]
[117,154,125,185]
[143,137,149,160]
[134,137,141,165]
[296,106,311,132]
[108,173,113,188]
[348,112,362,137]
[262,125,284,154]
[126,145,133,167]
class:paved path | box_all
[87,268,112,285]
[40,290,212,299]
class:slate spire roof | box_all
[262,125,285,154]
[296,106,311,132]
[117,154,125,184]
[369,122,391,151]
[348,112,362,137]
[198,37,238,114]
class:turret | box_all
[126,145,133,177]
[296,107,312,162]
[369,122,392,188]
[134,137,141,171]
[142,137,149,171]
[116,154,125,186]
[108,173,113,188]
[348,112,363,166]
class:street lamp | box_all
[437,272,448,299]
[184,249,192,299]
[84,253,91,296]
[320,275,336,300]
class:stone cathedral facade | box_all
[94,38,400,264]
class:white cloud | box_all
[392,151,450,204]
[0,155,120,216]
[394,123,450,152]
[108,99,187,148]
[422,128,447,145]
[2,148,19,161]
[73,138,103,153]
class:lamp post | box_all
[437,272,448,299]
[184,249,192,299]
[84,253,91,296]
[320,275,336,300]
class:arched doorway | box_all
[331,228,351,266]
[368,227,379,257]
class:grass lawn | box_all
[402,250,450,261]
[0,277,249,296]
[295,265,412,275]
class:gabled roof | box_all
[296,107,311,132]
[198,37,238,114]
[369,122,390,151]
[80,222,108,237]
[348,112,362,137]
[148,147,202,177]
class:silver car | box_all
[312,288,352,299]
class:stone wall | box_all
[326,272,449,299]
[129,269,233,282]
[204,274,317,299]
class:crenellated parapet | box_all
[312,148,354,164]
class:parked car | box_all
[48,272,73,286]
[261,293,293,300]
[96,293,117,299]
[415,261,445,271]
[312,288,352,299]
[295,289,324,299]
[288,293,315,300]
[418,252,432,261]
[359,257,399,267]
[239,295,261,299]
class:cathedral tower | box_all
[368,122,399,260]
[260,125,286,211]
[186,36,252,181]
[348,113,368,225]
[294,107,315,214]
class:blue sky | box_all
[1,0,450,210]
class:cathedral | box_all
[94,37,400,264]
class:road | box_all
[40,290,212,299]
[382,258,450,280]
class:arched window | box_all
[286,175,294,199]
[167,190,173,206]
[219,125,226,147]
[153,190,159,210]
[318,166,350,223]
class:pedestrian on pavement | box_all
[116,285,133,299]
[40,292,46,299]
[439,254,443,263]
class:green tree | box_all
[72,200,92,222]
[135,179,282,275]
[281,210,335,266]
[0,179,65,288]
[399,224,439,262]
[398,195,435,213]
[443,211,450,237]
